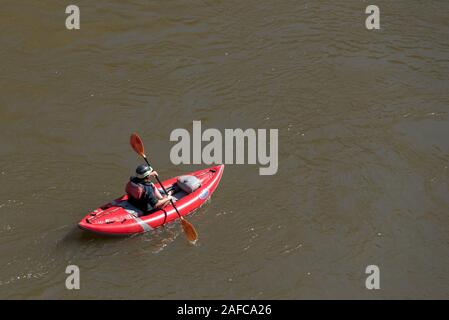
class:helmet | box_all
[135,164,153,179]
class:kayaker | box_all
[126,164,173,212]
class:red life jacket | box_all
[126,181,145,200]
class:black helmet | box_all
[136,164,153,179]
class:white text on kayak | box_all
[170,121,278,175]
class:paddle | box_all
[130,133,198,243]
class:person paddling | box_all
[126,164,172,213]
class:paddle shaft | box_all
[142,156,183,219]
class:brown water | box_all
[1,0,448,299]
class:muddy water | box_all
[1,0,448,299]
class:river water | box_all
[0,0,448,299]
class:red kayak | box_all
[78,165,224,235]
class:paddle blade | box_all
[130,133,146,157]
[181,218,198,243]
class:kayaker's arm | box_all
[150,171,172,198]
[153,184,164,200]
[152,182,173,199]
[153,195,173,209]
[149,170,158,177]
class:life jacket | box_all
[126,180,145,201]
[126,177,158,211]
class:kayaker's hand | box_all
[150,170,158,177]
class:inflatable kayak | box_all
[78,165,224,235]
